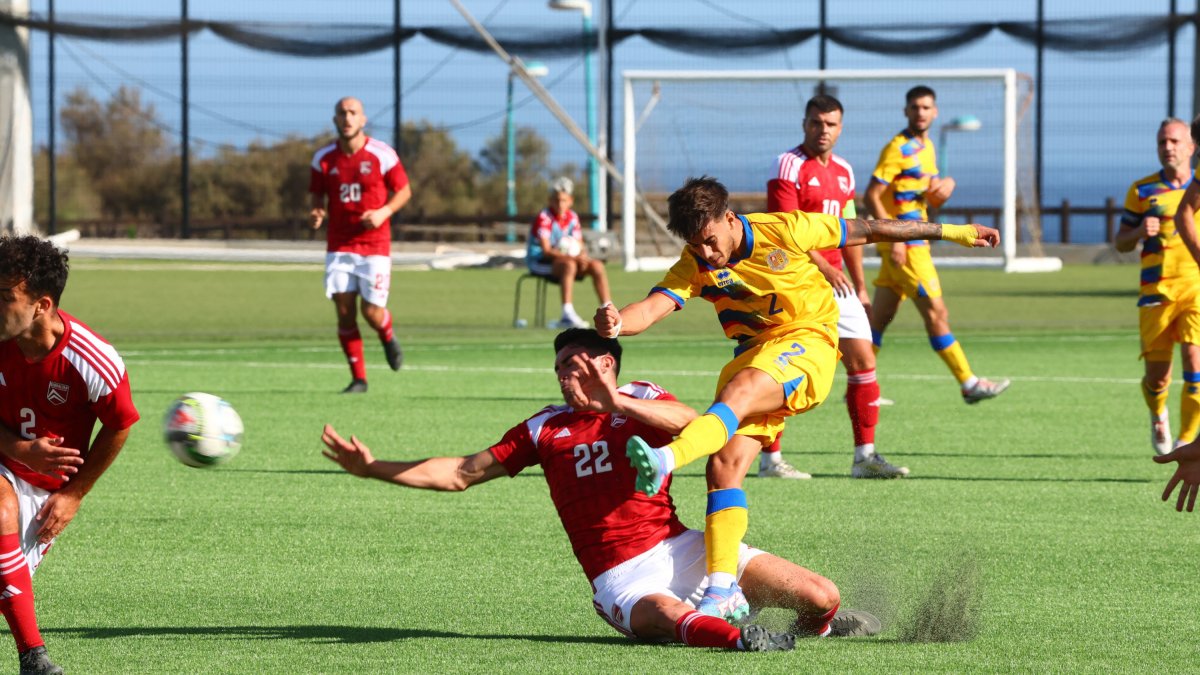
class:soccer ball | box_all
[163,392,244,468]
[556,236,582,257]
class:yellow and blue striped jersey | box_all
[650,211,844,351]
[1122,170,1198,306]
[872,130,939,245]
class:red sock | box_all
[675,610,741,649]
[338,328,367,380]
[763,430,783,454]
[0,535,41,652]
[375,309,395,344]
[794,602,839,637]
[846,370,879,446]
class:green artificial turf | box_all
[21,261,1194,673]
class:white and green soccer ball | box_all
[556,236,582,257]
[163,392,244,468]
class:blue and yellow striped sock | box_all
[704,488,749,579]
[668,403,739,470]
[930,333,973,385]
[1179,372,1200,443]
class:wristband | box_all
[600,302,622,338]
[940,223,979,248]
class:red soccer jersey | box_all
[0,310,139,491]
[309,137,409,256]
[527,208,583,262]
[768,145,857,268]
[488,381,689,581]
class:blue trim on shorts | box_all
[782,374,806,399]
[929,333,956,351]
[705,403,739,441]
[706,488,748,515]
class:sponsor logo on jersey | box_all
[329,167,339,175]
[838,176,850,193]
[46,381,69,406]
[807,176,821,187]
[0,373,6,386]
[610,414,627,428]
[554,427,571,439]
[715,269,736,288]
[767,249,789,271]
[360,161,372,175]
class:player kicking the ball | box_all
[310,97,412,394]
[0,236,139,674]
[322,329,880,650]
[594,176,997,621]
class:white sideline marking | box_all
[124,358,1143,386]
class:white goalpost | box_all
[621,69,1061,274]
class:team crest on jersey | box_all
[714,270,736,288]
[767,249,789,271]
[838,176,850,192]
[610,414,627,428]
[46,381,69,406]
[359,161,372,175]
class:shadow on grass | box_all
[970,289,1135,299]
[44,625,628,646]
[803,473,1150,483]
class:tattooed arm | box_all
[843,218,999,249]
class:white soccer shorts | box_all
[0,465,54,575]
[324,252,391,306]
[835,290,872,343]
[590,529,765,637]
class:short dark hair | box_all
[0,236,69,305]
[667,176,729,241]
[805,94,844,118]
[554,328,622,375]
[1190,114,1200,144]
[906,85,937,104]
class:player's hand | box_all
[857,287,873,315]
[321,424,376,478]
[594,303,623,339]
[561,353,619,413]
[34,491,81,544]
[822,266,854,298]
[1154,441,1200,512]
[310,207,326,230]
[927,176,955,208]
[15,435,83,478]
[1143,216,1162,238]
[360,207,393,230]
[889,243,908,267]
[971,225,1001,248]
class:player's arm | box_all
[1115,184,1158,254]
[35,424,131,543]
[862,179,908,266]
[843,217,998,249]
[842,241,871,306]
[321,424,507,492]
[362,184,413,229]
[594,293,677,339]
[0,424,83,477]
[309,191,327,230]
[807,251,852,297]
[563,355,698,434]
[1173,182,1200,264]
[1153,440,1200,512]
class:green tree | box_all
[395,121,481,218]
[477,124,588,217]
[59,86,177,221]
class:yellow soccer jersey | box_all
[872,130,939,243]
[1122,170,1198,306]
[650,211,844,350]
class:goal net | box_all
[620,69,1059,273]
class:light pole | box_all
[548,0,600,231]
[937,114,982,176]
[507,60,549,243]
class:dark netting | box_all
[1,10,1195,56]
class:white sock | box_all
[709,571,736,589]
[962,375,979,390]
[562,302,576,318]
[854,443,875,463]
[760,450,782,468]
[656,446,676,475]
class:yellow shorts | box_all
[716,326,839,443]
[1140,283,1200,360]
[874,243,943,301]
